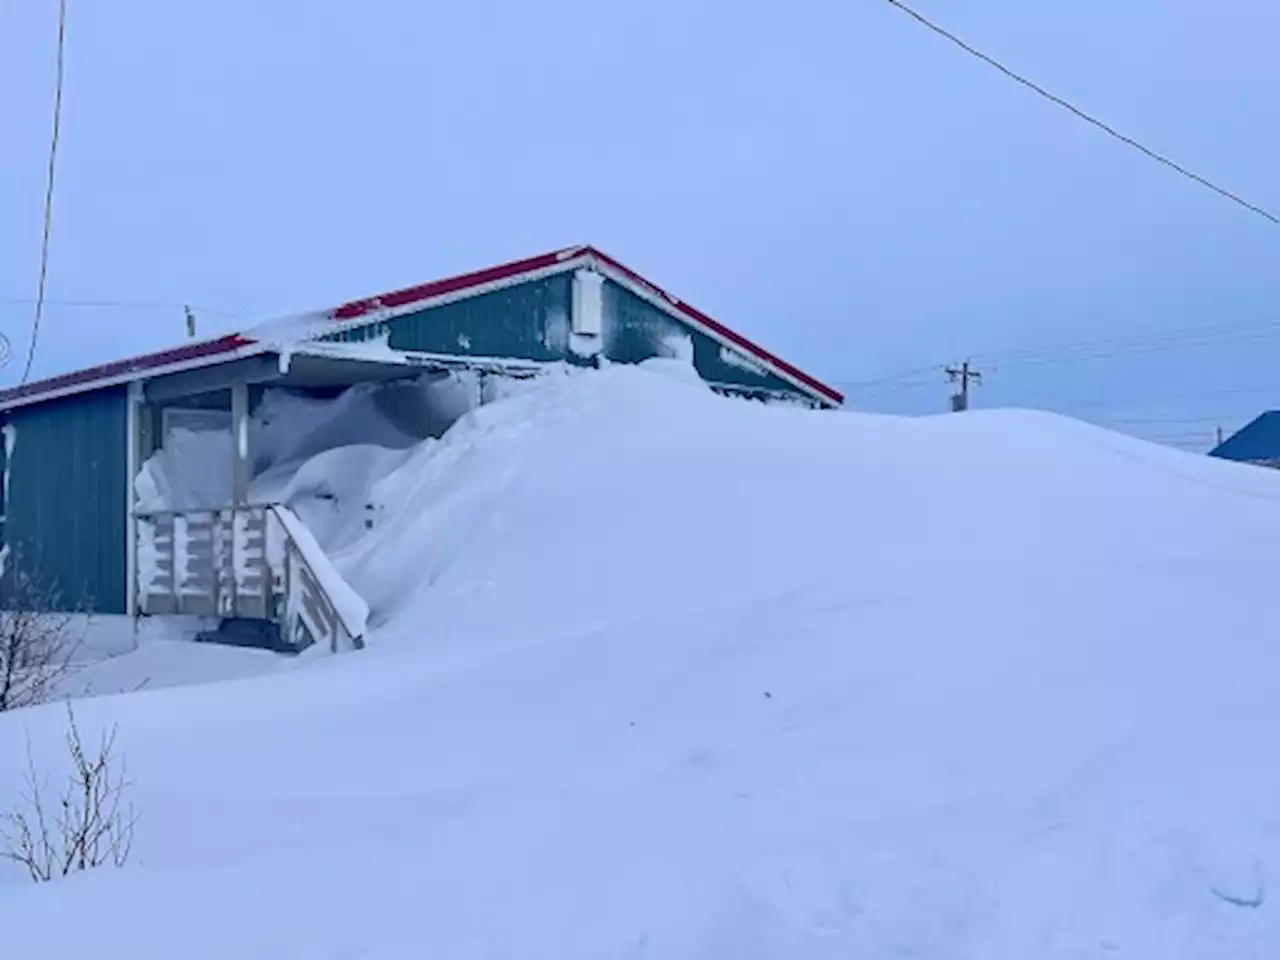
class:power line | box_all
[1103,415,1238,427]
[831,364,944,390]
[975,316,1280,366]
[835,312,1280,397]
[841,358,1280,421]
[0,295,242,319]
[993,328,1280,369]
[21,0,68,385]
[849,378,937,403]
[883,0,1280,228]
[1030,381,1280,414]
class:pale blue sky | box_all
[3,1,1278,447]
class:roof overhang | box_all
[140,342,546,406]
[583,248,844,409]
[276,343,545,387]
[0,245,844,413]
[0,335,265,413]
[323,246,845,408]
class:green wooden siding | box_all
[323,270,810,402]
[599,280,799,396]
[325,275,573,361]
[3,387,129,615]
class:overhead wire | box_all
[973,316,1280,365]
[0,295,243,319]
[830,364,944,391]
[21,0,68,385]
[883,0,1280,228]
[834,311,1280,402]
[1103,416,1235,426]
[847,378,938,403]
[1021,381,1280,416]
[991,328,1280,369]
[834,332,1280,438]
[840,4,1280,414]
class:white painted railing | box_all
[267,504,367,653]
[134,504,367,654]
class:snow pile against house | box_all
[0,246,845,628]
[6,363,1280,957]
[132,371,484,607]
[134,374,476,515]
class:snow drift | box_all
[6,363,1280,958]
[132,371,484,624]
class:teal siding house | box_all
[0,246,842,631]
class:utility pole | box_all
[945,360,982,412]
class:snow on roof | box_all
[0,246,844,412]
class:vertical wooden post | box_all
[231,381,250,507]
[125,382,142,623]
[230,381,250,620]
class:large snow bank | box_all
[6,363,1280,957]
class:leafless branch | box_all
[0,552,89,712]
[1,702,138,882]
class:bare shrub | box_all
[1,703,137,882]
[0,558,87,712]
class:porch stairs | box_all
[134,504,367,655]
[202,617,293,653]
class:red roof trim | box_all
[331,247,583,321]
[0,244,843,410]
[581,247,844,406]
[330,244,843,406]
[0,334,253,408]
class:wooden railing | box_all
[134,503,366,654]
[134,505,272,619]
[266,504,366,654]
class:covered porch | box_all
[130,343,541,653]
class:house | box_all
[1208,411,1280,468]
[0,245,842,651]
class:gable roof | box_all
[1209,411,1280,462]
[0,246,843,412]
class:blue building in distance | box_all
[1209,411,1280,468]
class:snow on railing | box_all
[267,504,368,653]
[134,506,272,620]
[134,503,367,654]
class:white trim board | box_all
[321,254,836,408]
[283,343,548,377]
[585,258,835,408]
[0,252,837,413]
[315,258,593,340]
[0,342,272,414]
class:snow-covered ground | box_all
[5,363,1280,957]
